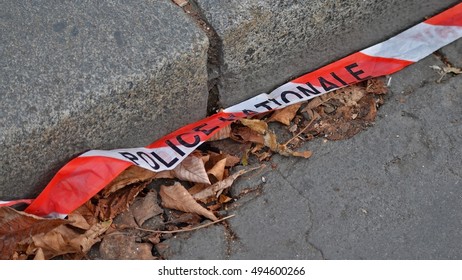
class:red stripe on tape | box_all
[25,156,132,217]
[425,3,462,26]
[291,52,413,85]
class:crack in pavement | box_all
[275,169,326,259]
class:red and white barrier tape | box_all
[2,3,461,218]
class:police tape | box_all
[2,3,461,218]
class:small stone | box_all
[99,233,155,260]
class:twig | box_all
[284,118,316,146]
[131,214,235,234]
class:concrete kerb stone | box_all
[0,0,209,198]
[193,0,460,107]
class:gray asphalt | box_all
[160,41,462,260]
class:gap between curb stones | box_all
[175,0,224,115]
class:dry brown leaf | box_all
[193,165,262,201]
[291,150,313,158]
[154,170,174,179]
[299,80,385,141]
[240,118,268,134]
[0,207,69,260]
[304,93,335,110]
[208,124,231,141]
[231,126,265,144]
[131,191,163,226]
[207,157,227,182]
[267,103,302,126]
[160,182,217,221]
[366,78,388,94]
[201,154,211,165]
[263,133,312,159]
[337,86,365,107]
[172,155,211,184]
[27,220,111,260]
[218,194,232,204]
[28,224,80,259]
[224,154,241,167]
[187,183,209,196]
[67,213,91,231]
[68,201,99,229]
[33,248,45,260]
[206,152,225,168]
[68,220,112,253]
[359,95,378,122]
[97,182,147,220]
[101,166,157,197]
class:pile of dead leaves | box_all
[0,78,387,260]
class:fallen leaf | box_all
[240,118,268,134]
[67,212,91,231]
[33,248,45,260]
[0,207,68,260]
[267,103,302,126]
[131,191,163,226]
[193,165,262,201]
[366,78,388,94]
[207,157,227,182]
[201,154,211,165]
[68,220,112,253]
[224,154,241,167]
[97,182,147,220]
[172,155,211,184]
[68,201,98,229]
[27,220,111,260]
[358,95,377,122]
[241,149,249,166]
[113,208,138,228]
[291,150,313,158]
[187,183,210,196]
[208,124,231,141]
[155,170,175,179]
[100,166,157,197]
[263,133,312,158]
[28,224,80,259]
[231,126,265,144]
[337,85,365,107]
[160,182,217,221]
[218,194,232,204]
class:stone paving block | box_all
[194,0,460,107]
[156,225,228,260]
[227,170,322,260]
[0,0,209,198]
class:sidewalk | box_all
[158,40,462,259]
